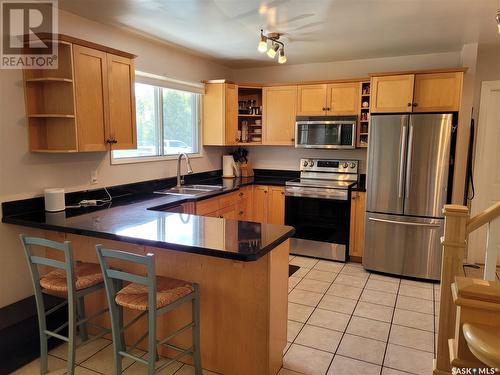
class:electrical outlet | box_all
[90,170,98,184]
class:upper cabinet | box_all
[370,74,415,113]
[326,83,360,115]
[412,72,463,112]
[263,85,297,145]
[297,83,360,116]
[371,72,463,113]
[203,82,239,146]
[297,84,328,115]
[24,35,137,153]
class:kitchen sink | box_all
[154,184,224,196]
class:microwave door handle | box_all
[338,124,342,144]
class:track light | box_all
[278,48,287,64]
[257,30,287,63]
[258,31,268,53]
[267,43,279,58]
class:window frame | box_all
[111,76,203,165]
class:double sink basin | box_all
[154,184,224,197]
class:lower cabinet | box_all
[252,185,285,224]
[349,191,366,260]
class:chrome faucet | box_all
[176,153,193,187]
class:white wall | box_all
[0,10,230,308]
[233,50,465,172]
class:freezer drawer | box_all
[363,212,443,280]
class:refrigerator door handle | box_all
[368,217,441,228]
[398,123,408,198]
[405,123,415,199]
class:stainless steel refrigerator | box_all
[363,113,453,280]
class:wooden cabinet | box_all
[412,72,462,112]
[268,187,286,225]
[327,83,360,115]
[297,83,360,116]
[370,74,415,113]
[371,72,463,113]
[202,82,238,146]
[24,35,137,153]
[263,86,297,145]
[252,186,269,223]
[297,84,327,115]
[107,54,136,149]
[195,187,253,220]
[349,191,366,260]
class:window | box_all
[112,82,200,161]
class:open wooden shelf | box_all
[357,81,371,148]
[238,114,262,117]
[25,78,73,83]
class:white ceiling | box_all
[59,0,500,68]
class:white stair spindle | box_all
[484,217,500,281]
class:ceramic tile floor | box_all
[281,255,439,375]
[12,255,439,375]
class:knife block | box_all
[240,162,254,177]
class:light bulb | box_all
[278,48,287,64]
[267,43,279,59]
[258,32,268,53]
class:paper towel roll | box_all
[44,188,65,212]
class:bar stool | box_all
[96,245,202,375]
[20,235,112,375]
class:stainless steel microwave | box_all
[295,116,357,149]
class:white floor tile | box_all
[289,289,324,307]
[389,324,434,353]
[326,284,363,300]
[393,309,434,332]
[294,325,342,353]
[278,368,306,375]
[346,316,391,342]
[327,355,381,375]
[384,344,434,375]
[305,269,338,283]
[361,289,397,307]
[381,367,411,375]
[318,295,357,315]
[293,267,312,279]
[289,276,301,289]
[333,274,367,288]
[283,344,334,375]
[49,337,111,364]
[369,274,400,284]
[365,279,399,294]
[308,308,351,332]
[288,320,304,342]
[80,345,145,374]
[354,301,394,323]
[314,260,344,273]
[337,334,386,365]
[290,256,319,268]
[295,278,331,294]
[174,364,220,375]
[398,285,433,300]
[288,302,315,323]
[396,295,434,315]
[400,279,434,290]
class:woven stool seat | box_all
[40,262,104,293]
[115,276,194,311]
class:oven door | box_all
[285,192,350,261]
[295,120,355,149]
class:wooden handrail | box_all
[467,202,500,234]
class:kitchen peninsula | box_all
[2,185,295,375]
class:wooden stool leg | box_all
[76,296,88,342]
[192,285,202,375]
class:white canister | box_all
[44,188,66,212]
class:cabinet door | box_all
[349,191,366,259]
[203,83,225,145]
[218,204,237,220]
[413,72,462,112]
[267,186,285,225]
[236,187,253,220]
[297,84,327,115]
[326,83,360,115]
[107,54,137,149]
[263,86,297,145]
[72,45,108,152]
[224,83,239,145]
[252,185,269,223]
[371,75,414,113]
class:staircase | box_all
[434,202,500,375]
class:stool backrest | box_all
[95,246,157,309]
[20,234,76,308]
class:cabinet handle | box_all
[112,139,118,144]
[291,138,295,142]
[239,211,244,215]
[326,107,331,111]
[407,103,412,107]
[412,103,418,107]
[218,215,223,218]
[281,192,284,195]
[106,138,113,144]
[239,192,244,197]
[321,107,326,111]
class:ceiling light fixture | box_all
[258,29,287,64]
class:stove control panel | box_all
[300,158,358,174]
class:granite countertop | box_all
[2,175,296,261]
